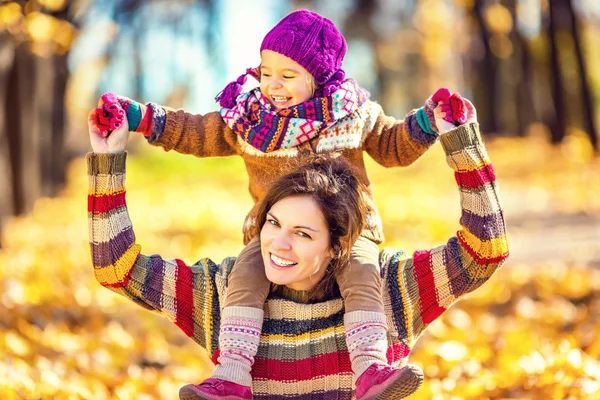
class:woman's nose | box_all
[271,232,291,250]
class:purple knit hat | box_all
[216,10,347,108]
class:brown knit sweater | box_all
[147,100,438,244]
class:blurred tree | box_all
[0,0,77,248]
[505,0,537,136]
[470,0,499,134]
[546,0,597,148]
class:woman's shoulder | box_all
[379,248,409,277]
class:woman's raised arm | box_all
[87,112,225,356]
[385,106,509,347]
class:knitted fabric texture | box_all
[217,10,347,108]
[88,123,509,399]
[219,79,369,152]
[260,9,347,94]
[146,99,438,245]
[344,311,389,381]
[212,306,263,387]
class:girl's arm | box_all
[87,152,224,355]
[149,106,240,157]
[362,102,439,168]
[385,122,509,347]
[105,95,240,158]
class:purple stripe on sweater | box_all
[142,255,166,310]
[443,237,488,297]
[406,112,438,146]
[253,390,353,400]
[460,210,506,240]
[91,227,135,267]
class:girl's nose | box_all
[270,79,282,89]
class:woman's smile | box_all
[269,253,298,269]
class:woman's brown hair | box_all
[254,155,367,300]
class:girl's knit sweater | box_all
[146,100,438,244]
[87,123,508,400]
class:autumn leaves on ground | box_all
[1,134,599,400]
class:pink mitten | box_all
[449,93,467,124]
[94,92,125,137]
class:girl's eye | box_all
[261,73,271,77]
[283,76,295,79]
[267,218,279,227]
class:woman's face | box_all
[260,195,333,291]
[259,50,315,110]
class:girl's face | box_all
[260,194,333,291]
[259,50,315,110]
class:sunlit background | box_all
[1,0,599,399]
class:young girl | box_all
[96,9,466,400]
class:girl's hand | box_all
[88,109,130,153]
[434,98,478,135]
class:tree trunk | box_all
[566,0,598,151]
[472,0,499,134]
[0,32,15,248]
[49,53,69,194]
[547,0,567,144]
[506,0,537,136]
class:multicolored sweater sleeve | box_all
[363,103,439,168]
[87,152,224,356]
[145,106,240,158]
[385,122,509,347]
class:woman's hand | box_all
[434,98,477,135]
[88,108,130,153]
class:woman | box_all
[87,101,508,400]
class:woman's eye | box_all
[296,231,312,239]
[267,219,279,227]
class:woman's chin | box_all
[265,267,291,286]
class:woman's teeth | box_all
[271,254,297,267]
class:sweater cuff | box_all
[86,152,127,175]
[439,122,482,154]
[146,103,167,144]
[415,106,436,135]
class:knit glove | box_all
[94,93,125,137]
[96,93,154,137]
[416,88,467,135]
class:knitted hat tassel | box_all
[216,68,258,108]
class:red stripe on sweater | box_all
[454,164,496,189]
[386,341,411,363]
[212,342,412,381]
[88,192,126,213]
[413,249,446,324]
[174,259,195,337]
[457,232,509,265]
[252,351,353,380]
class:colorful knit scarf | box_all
[220,79,370,153]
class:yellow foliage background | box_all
[1,133,600,400]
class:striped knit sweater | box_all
[147,100,438,244]
[88,123,508,400]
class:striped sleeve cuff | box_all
[86,152,127,175]
[405,110,439,146]
[439,123,482,154]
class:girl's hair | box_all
[254,155,367,300]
